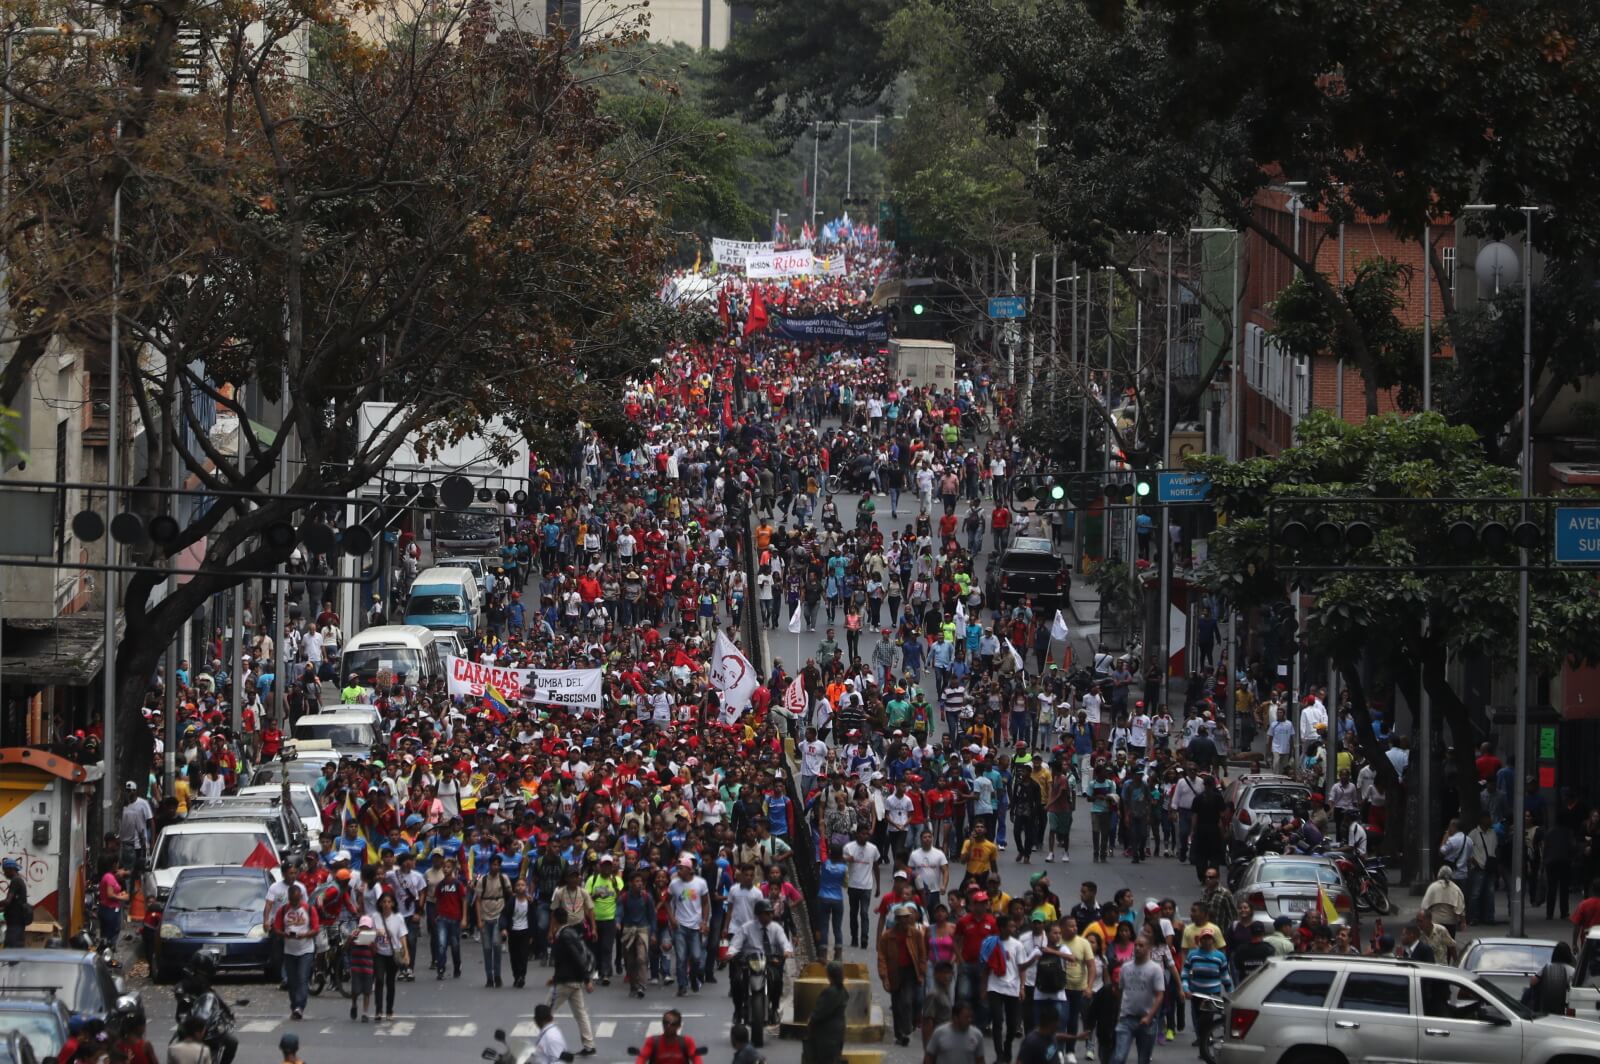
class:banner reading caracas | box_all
[446,655,604,709]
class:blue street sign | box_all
[1157,471,1212,504]
[1554,506,1600,564]
[987,296,1027,320]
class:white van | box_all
[291,710,379,755]
[145,821,282,903]
[404,566,483,636]
[339,624,446,687]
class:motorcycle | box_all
[1336,852,1392,914]
[731,946,771,1047]
[308,920,348,997]
[174,952,245,1064]
[1189,992,1228,1064]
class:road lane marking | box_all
[445,1023,478,1038]
[238,1020,280,1033]
[375,1021,414,1036]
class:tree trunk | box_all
[1339,662,1406,858]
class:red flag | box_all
[241,840,279,870]
[717,289,730,331]
[744,286,769,337]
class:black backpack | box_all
[1035,950,1067,995]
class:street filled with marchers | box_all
[7,3,1600,1064]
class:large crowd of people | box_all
[51,227,1598,1064]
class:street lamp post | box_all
[1461,204,1540,935]
[1160,232,1174,711]
[1191,226,1242,690]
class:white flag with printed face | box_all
[711,631,759,721]
[1051,609,1071,643]
[954,601,968,641]
[788,601,805,635]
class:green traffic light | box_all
[912,303,925,315]
[1050,484,1065,501]
[1136,480,1151,497]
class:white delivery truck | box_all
[888,338,957,389]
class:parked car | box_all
[0,950,131,1024]
[0,1032,39,1064]
[1569,927,1600,1022]
[1225,775,1313,851]
[994,535,1071,611]
[146,821,282,904]
[1234,854,1357,933]
[185,794,310,853]
[248,753,332,790]
[0,996,71,1059]
[1219,953,1600,1064]
[1458,937,1565,1000]
[153,866,274,983]
[236,784,323,847]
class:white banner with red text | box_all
[446,655,604,710]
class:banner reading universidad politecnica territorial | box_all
[711,238,775,266]
[446,655,603,709]
[768,311,890,343]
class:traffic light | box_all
[912,302,925,315]
[1135,475,1153,498]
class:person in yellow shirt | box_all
[1180,899,1223,951]
[959,823,999,889]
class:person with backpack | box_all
[547,908,598,1057]
[475,856,511,988]
[632,1008,699,1064]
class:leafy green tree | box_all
[0,0,692,787]
[956,0,1600,425]
[1190,412,1600,834]
[710,0,905,140]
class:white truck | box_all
[888,338,957,389]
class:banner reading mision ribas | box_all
[446,655,603,709]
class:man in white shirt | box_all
[1081,686,1104,726]
[884,782,915,864]
[1268,707,1297,776]
[798,728,829,799]
[528,1003,568,1064]
[985,914,1034,1063]
[906,830,950,912]
[727,900,794,1027]
[842,826,881,949]
[666,856,711,993]
[724,865,764,938]
[1128,705,1151,756]
[1299,693,1328,746]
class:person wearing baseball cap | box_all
[2,858,28,947]
[1180,924,1234,1049]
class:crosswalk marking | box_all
[509,1021,541,1038]
[238,1020,280,1033]
[594,1021,616,1040]
[375,1021,414,1036]
[221,1013,692,1039]
[445,1023,478,1038]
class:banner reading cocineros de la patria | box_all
[711,238,775,266]
[446,655,603,709]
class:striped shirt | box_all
[1181,947,1234,996]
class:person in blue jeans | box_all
[815,852,847,959]
[666,858,710,995]
[1111,934,1166,1064]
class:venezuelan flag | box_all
[483,685,513,722]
